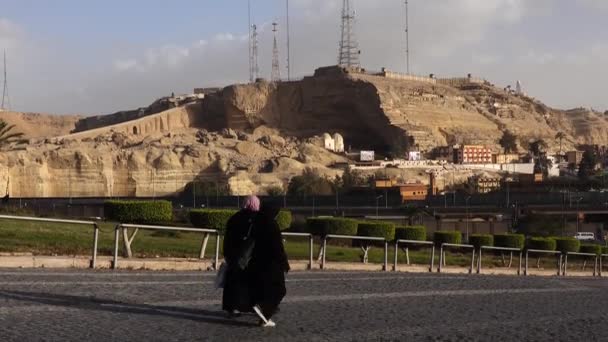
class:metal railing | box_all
[439,243,475,274]
[524,249,561,276]
[282,232,314,270]
[477,246,522,275]
[393,240,435,272]
[0,215,100,268]
[561,252,599,277]
[112,224,220,269]
[322,235,389,271]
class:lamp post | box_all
[376,195,383,217]
[465,196,472,242]
[576,197,583,233]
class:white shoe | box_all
[262,320,276,328]
[253,305,269,324]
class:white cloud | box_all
[214,33,235,42]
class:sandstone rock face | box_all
[0,129,348,197]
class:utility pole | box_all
[1,50,10,111]
[286,0,291,80]
[404,0,410,74]
[338,0,361,68]
[271,22,281,82]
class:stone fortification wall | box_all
[437,77,485,87]
[377,69,437,85]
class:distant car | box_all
[573,232,595,241]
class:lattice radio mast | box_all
[286,0,291,80]
[251,24,259,80]
[404,0,410,74]
[338,0,360,68]
[1,50,10,111]
[271,22,281,82]
[248,0,254,83]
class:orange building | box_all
[456,145,493,164]
[399,184,428,202]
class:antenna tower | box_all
[251,24,259,80]
[286,0,291,80]
[338,0,360,68]
[1,50,9,111]
[271,22,281,82]
[248,0,254,83]
[404,0,410,74]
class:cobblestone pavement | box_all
[0,269,606,342]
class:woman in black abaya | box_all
[248,202,290,327]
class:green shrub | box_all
[104,200,173,224]
[602,246,608,255]
[276,211,292,231]
[357,222,396,241]
[305,217,358,237]
[554,237,580,254]
[433,231,462,246]
[580,244,601,255]
[395,226,427,242]
[526,237,556,251]
[189,209,236,234]
[469,234,494,250]
[494,234,525,249]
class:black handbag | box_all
[237,219,255,270]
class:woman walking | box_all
[248,201,290,327]
[222,195,260,316]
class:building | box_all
[456,145,493,164]
[375,178,398,188]
[407,151,422,161]
[399,184,428,202]
[468,177,502,194]
[493,153,520,164]
[566,151,583,166]
[431,146,455,163]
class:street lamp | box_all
[465,196,472,242]
[376,195,383,217]
[576,197,583,233]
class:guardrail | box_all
[524,249,561,276]
[322,235,389,271]
[477,246,522,275]
[0,215,100,268]
[561,252,599,277]
[282,232,314,270]
[112,224,220,270]
[439,243,475,274]
[394,240,434,272]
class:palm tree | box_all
[0,119,24,147]
[555,132,566,156]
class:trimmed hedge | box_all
[554,237,580,254]
[276,211,293,231]
[494,234,525,249]
[603,246,608,255]
[395,226,427,242]
[190,209,235,233]
[357,222,396,241]
[469,234,494,250]
[189,209,292,233]
[306,217,359,237]
[433,231,462,246]
[580,244,602,255]
[526,237,556,251]
[104,200,172,224]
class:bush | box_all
[305,217,358,237]
[602,246,608,255]
[189,209,236,234]
[395,226,427,242]
[469,234,494,250]
[580,244,601,255]
[433,231,462,246]
[104,200,173,224]
[494,234,525,249]
[526,237,556,251]
[554,237,580,254]
[276,211,293,231]
[357,222,396,241]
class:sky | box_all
[0,0,607,115]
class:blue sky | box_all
[1,0,607,115]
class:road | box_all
[0,269,606,341]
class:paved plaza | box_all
[0,269,606,341]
